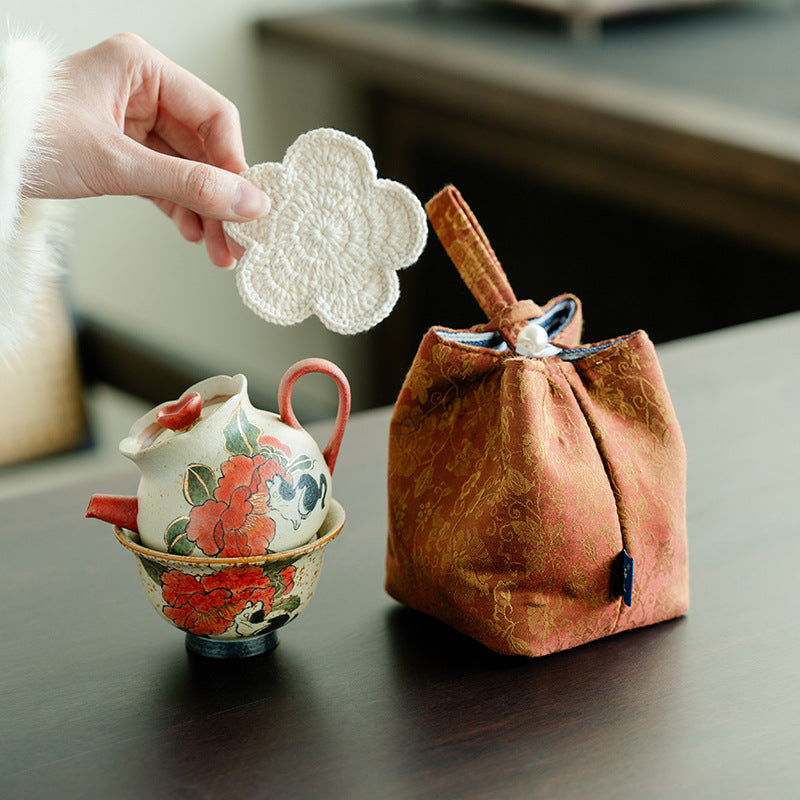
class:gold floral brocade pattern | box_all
[387,328,688,657]
[385,185,688,658]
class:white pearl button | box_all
[516,322,549,357]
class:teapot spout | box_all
[86,494,139,532]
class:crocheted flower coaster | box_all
[224,128,428,335]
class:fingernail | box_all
[232,182,270,219]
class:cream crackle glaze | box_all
[88,359,350,558]
[87,359,351,657]
[114,498,345,655]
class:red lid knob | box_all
[157,392,203,431]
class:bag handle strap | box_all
[426,185,542,343]
[426,185,518,319]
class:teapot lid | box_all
[120,374,246,459]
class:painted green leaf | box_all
[267,561,297,598]
[139,557,167,585]
[258,444,288,468]
[183,464,215,506]
[265,557,298,575]
[165,516,194,555]
[224,407,262,457]
[273,595,301,614]
[287,454,314,474]
[271,575,287,600]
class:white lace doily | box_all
[224,128,428,335]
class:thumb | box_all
[123,145,269,221]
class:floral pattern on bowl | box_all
[114,499,345,652]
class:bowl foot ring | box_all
[185,631,278,659]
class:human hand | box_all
[23,33,269,267]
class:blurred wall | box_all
[7,0,392,416]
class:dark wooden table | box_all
[2,312,799,798]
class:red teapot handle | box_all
[278,358,351,474]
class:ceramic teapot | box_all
[87,358,350,558]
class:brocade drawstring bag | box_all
[386,185,689,657]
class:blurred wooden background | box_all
[258,1,800,404]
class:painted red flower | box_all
[186,454,290,557]
[277,565,295,594]
[161,565,277,636]
[259,434,291,456]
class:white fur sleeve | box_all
[0,34,68,358]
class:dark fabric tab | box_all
[621,549,634,607]
[611,548,634,607]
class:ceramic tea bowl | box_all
[114,499,345,658]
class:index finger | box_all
[153,51,247,174]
